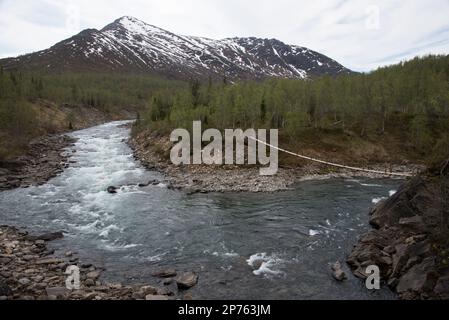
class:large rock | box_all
[399,216,427,233]
[0,280,12,296]
[107,186,118,194]
[152,268,177,278]
[86,270,101,280]
[140,285,158,295]
[369,181,417,228]
[145,294,170,300]
[25,231,64,242]
[176,272,198,289]
[331,262,347,282]
[348,158,449,299]
[396,258,439,295]
[433,276,449,299]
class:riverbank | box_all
[0,99,135,191]
[0,121,412,300]
[347,159,449,299]
[0,135,75,191]
[0,98,135,162]
[129,128,423,193]
[0,225,198,300]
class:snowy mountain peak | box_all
[105,16,169,35]
[0,17,352,80]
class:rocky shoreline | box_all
[2,121,441,301]
[347,159,449,299]
[0,225,198,300]
[0,135,76,191]
[129,129,423,193]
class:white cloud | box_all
[0,0,448,71]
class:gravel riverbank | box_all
[0,226,197,300]
[129,129,423,193]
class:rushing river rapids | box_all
[0,121,401,299]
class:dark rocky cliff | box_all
[348,159,449,299]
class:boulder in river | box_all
[107,186,118,194]
[176,272,198,289]
[45,287,68,298]
[138,180,160,187]
[0,280,12,296]
[25,231,64,242]
[331,262,347,282]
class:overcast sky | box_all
[0,0,448,71]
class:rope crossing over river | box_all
[249,136,414,178]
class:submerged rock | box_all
[331,262,347,282]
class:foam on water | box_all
[247,253,286,277]
[371,189,398,204]
[372,197,385,204]
[24,121,159,250]
[0,120,402,299]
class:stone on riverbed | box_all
[140,285,158,295]
[152,268,177,278]
[176,272,198,289]
[107,186,118,194]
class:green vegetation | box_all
[1,55,449,166]
[135,55,449,165]
[0,70,183,161]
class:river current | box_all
[0,121,400,299]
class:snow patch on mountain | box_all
[0,16,351,80]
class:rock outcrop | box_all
[348,159,449,299]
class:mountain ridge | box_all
[0,16,352,80]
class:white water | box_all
[0,121,401,299]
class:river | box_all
[0,121,400,299]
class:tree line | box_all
[137,55,449,162]
[0,69,183,132]
[0,69,183,160]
